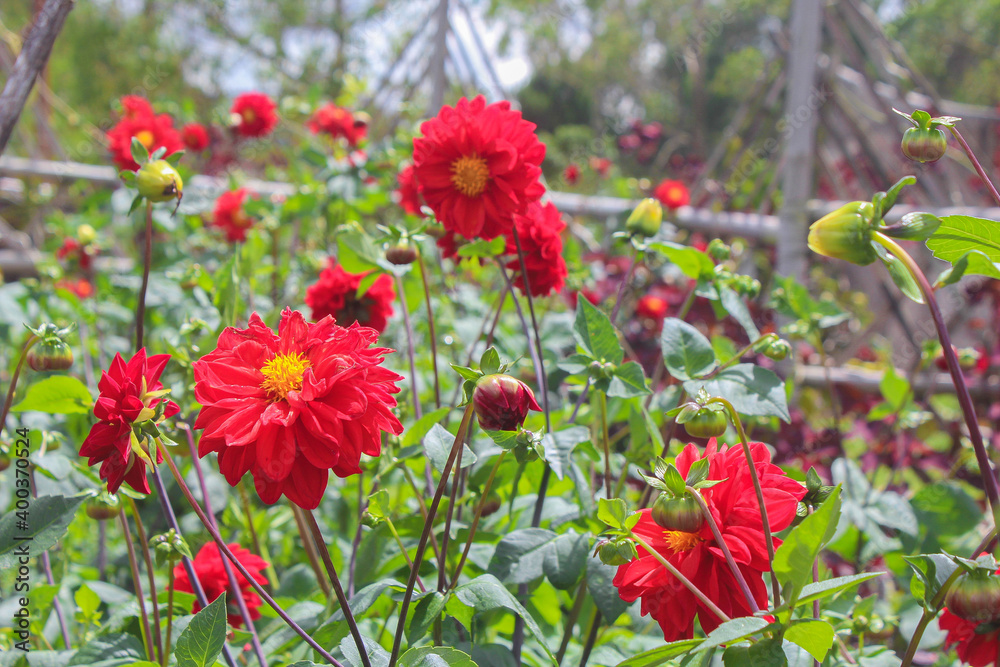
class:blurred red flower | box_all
[563,163,581,186]
[636,295,669,321]
[504,201,567,297]
[193,309,403,509]
[107,96,183,171]
[182,123,211,151]
[79,349,178,494]
[413,95,545,240]
[654,179,690,209]
[308,103,367,146]
[614,440,805,641]
[173,543,269,628]
[231,92,278,138]
[395,164,424,216]
[589,156,611,178]
[305,262,396,334]
[212,188,254,242]
[56,278,94,299]
[57,238,94,272]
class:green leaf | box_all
[879,366,910,411]
[401,407,453,448]
[722,637,787,667]
[11,376,93,414]
[683,364,790,422]
[367,489,390,520]
[407,591,448,644]
[719,286,760,340]
[355,271,382,299]
[130,137,149,165]
[911,483,982,549]
[540,426,590,480]
[608,361,650,398]
[660,319,718,381]
[927,215,1000,273]
[647,241,714,280]
[772,487,842,608]
[795,573,883,607]
[543,532,590,590]
[784,620,835,662]
[0,494,86,568]
[458,236,506,259]
[614,639,704,667]
[904,554,958,608]
[933,249,1000,287]
[69,634,145,667]
[340,634,391,667]
[400,647,477,667]
[574,298,624,365]
[698,617,771,651]
[597,498,629,530]
[587,555,628,624]
[451,575,555,664]
[874,243,923,304]
[480,348,501,375]
[174,594,228,667]
[488,529,558,585]
[75,584,102,623]
[423,424,476,473]
[337,231,381,273]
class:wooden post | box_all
[428,0,450,113]
[776,0,823,280]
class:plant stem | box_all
[417,251,441,408]
[98,521,108,581]
[609,250,639,322]
[164,566,175,664]
[0,335,37,431]
[388,403,475,667]
[700,333,777,380]
[136,201,153,349]
[709,397,781,603]
[292,505,333,599]
[397,274,423,420]
[186,444,269,667]
[948,126,1000,208]
[159,447,343,667]
[400,465,443,565]
[119,507,155,663]
[126,498,163,664]
[875,232,1000,530]
[437,442,464,591]
[577,611,601,667]
[450,451,507,588]
[631,533,731,623]
[347,476,371,597]
[385,518,426,592]
[510,228,552,433]
[304,510,372,667]
[555,577,588,664]
[597,390,613,499]
[26,464,71,649]
[686,486,758,612]
[239,481,277,590]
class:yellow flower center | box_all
[663,530,702,553]
[450,154,490,197]
[242,109,257,124]
[260,352,311,401]
[135,130,155,148]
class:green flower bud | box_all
[763,339,791,361]
[946,570,1000,623]
[28,338,73,371]
[598,539,637,566]
[901,126,947,164]
[707,239,730,261]
[683,408,728,439]
[807,202,878,266]
[625,198,664,238]
[85,492,121,520]
[136,160,183,203]
[651,493,705,533]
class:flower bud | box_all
[472,374,542,431]
[28,338,73,371]
[599,540,637,566]
[360,511,381,528]
[385,243,417,265]
[77,224,97,245]
[945,571,1000,623]
[651,493,705,533]
[763,339,791,361]
[901,126,947,163]
[683,408,728,439]
[807,202,878,266]
[625,198,664,238]
[85,493,121,521]
[707,239,730,261]
[136,159,183,203]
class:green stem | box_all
[417,251,441,408]
[0,335,37,431]
[397,273,423,420]
[164,566,175,664]
[127,498,163,664]
[874,232,1000,531]
[598,390,613,499]
[709,397,781,604]
[437,441,465,591]
[631,533,731,624]
[292,504,333,600]
[119,507,155,663]
[385,518,426,593]
[450,451,507,589]
[239,481,278,592]
[136,201,153,349]
[948,126,1000,208]
[555,577,588,664]
[700,333,778,380]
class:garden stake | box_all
[304,509,372,667]
[160,446,344,667]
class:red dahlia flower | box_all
[395,165,424,216]
[504,201,567,297]
[941,565,1000,667]
[412,95,545,240]
[305,262,395,334]
[173,542,269,627]
[79,349,179,494]
[231,92,278,138]
[614,440,805,641]
[589,157,611,178]
[636,295,669,321]
[182,123,211,151]
[107,96,183,171]
[308,103,368,146]
[192,309,403,509]
[212,188,254,242]
[56,278,94,299]
[563,163,581,186]
[654,179,690,210]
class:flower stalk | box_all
[126,498,163,663]
[136,201,154,349]
[118,507,155,662]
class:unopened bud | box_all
[625,198,664,238]
[136,160,183,203]
[901,126,947,164]
[28,338,73,371]
[472,374,542,431]
[807,202,878,266]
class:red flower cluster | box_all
[57,238,95,272]
[212,189,254,242]
[106,96,183,171]
[395,165,424,216]
[504,202,568,297]
[654,179,690,209]
[173,543,269,628]
[618,120,663,163]
[413,96,545,240]
[231,92,278,138]
[305,262,396,334]
[308,103,367,146]
[79,349,179,494]
[192,309,403,509]
[182,123,211,151]
[613,440,805,641]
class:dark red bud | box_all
[472,374,542,431]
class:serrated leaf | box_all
[719,286,760,340]
[660,319,717,381]
[68,633,144,667]
[927,215,1000,274]
[574,298,623,365]
[11,376,93,414]
[540,426,590,480]
[399,647,477,667]
[698,617,770,651]
[597,498,628,530]
[340,634,390,667]
[904,554,958,607]
[0,494,86,568]
[722,637,787,667]
[773,487,842,607]
[608,361,650,398]
[174,595,227,667]
[614,639,704,667]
